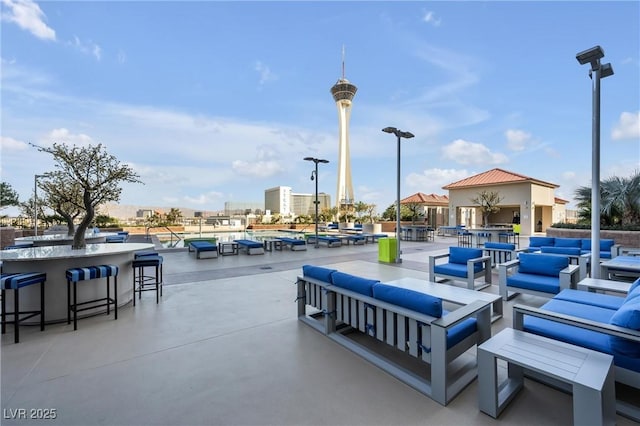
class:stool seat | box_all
[66,265,118,331]
[1,272,46,343]
[132,255,163,305]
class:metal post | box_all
[396,134,402,264]
[591,66,601,278]
[314,162,320,249]
[34,175,38,236]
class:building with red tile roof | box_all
[441,168,566,235]
[400,193,449,227]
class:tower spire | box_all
[342,44,345,79]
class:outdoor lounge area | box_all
[1,235,638,426]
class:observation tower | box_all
[330,50,357,211]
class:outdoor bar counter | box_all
[15,232,117,247]
[1,242,153,323]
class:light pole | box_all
[304,157,329,248]
[34,174,46,236]
[382,127,415,264]
[576,46,614,279]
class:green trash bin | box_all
[378,238,397,263]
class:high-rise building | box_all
[264,186,292,215]
[330,50,357,210]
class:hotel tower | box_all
[330,52,357,210]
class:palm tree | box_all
[574,171,640,226]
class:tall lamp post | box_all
[304,157,329,248]
[34,174,46,236]
[576,46,614,279]
[382,127,415,264]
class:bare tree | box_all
[471,190,504,226]
[34,142,141,249]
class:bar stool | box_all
[132,254,163,305]
[476,232,492,247]
[66,265,118,331]
[458,231,473,247]
[1,272,46,343]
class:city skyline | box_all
[1,1,639,218]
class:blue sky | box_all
[2,0,639,217]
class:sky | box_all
[1,0,639,218]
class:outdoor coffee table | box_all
[478,328,615,426]
[577,277,632,295]
[219,242,239,256]
[600,255,640,281]
[263,239,283,252]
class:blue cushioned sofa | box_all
[297,265,492,406]
[526,236,620,259]
[513,278,640,421]
[498,253,580,301]
[429,247,492,291]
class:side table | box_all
[478,328,615,426]
[219,242,239,256]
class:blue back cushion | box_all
[609,299,640,357]
[449,247,483,265]
[302,265,336,283]
[624,281,640,304]
[540,246,582,256]
[529,237,555,248]
[485,242,515,250]
[331,272,379,297]
[518,253,569,277]
[554,238,582,248]
[581,239,615,251]
[372,283,442,318]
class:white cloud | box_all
[505,129,531,151]
[1,0,55,41]
[68,36,102,61]
[254,60,276,85]
[231,160,283,178]
[0,135,29,151]
[441,139,508,165]
[42,128,95,146]
[611,111,640,140]
[422,10,442,27]
[406,168,470,193]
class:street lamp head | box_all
[576,45,604,66]
[317,159,329,164]
[382,126,398,134]
[399,131,415,139]
[600,62,614,78]
[303,157,314,162]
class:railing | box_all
[146,226,183,248]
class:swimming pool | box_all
[157,229,306,248]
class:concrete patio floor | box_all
[1,236,637,425]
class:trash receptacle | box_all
[378,238,397,263]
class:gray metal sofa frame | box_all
[428,252,492,291]
[296,275,492,406]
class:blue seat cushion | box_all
[448,247,483,265]
[624,281,640,304]
[434,263,470,278]
[190,241,216,251]
[302,265,336,283]
[372,283,442,317]
[331,272,379,297]
[528,236,555,249]
[523,299,640,373]
[0,272,47,290]
[66,265,119,281]
[507,273,561,294]
[554,289,624,310]
[609,299,640,357]
[518,253,568,277]
[319,236,341,242]
[540,246,581,256]
[442,311,477,349]
[132,256,163,267]
[279,238,305,245]
[554,238,582,248]
[234,239,262,248]
[485,242,515,250]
